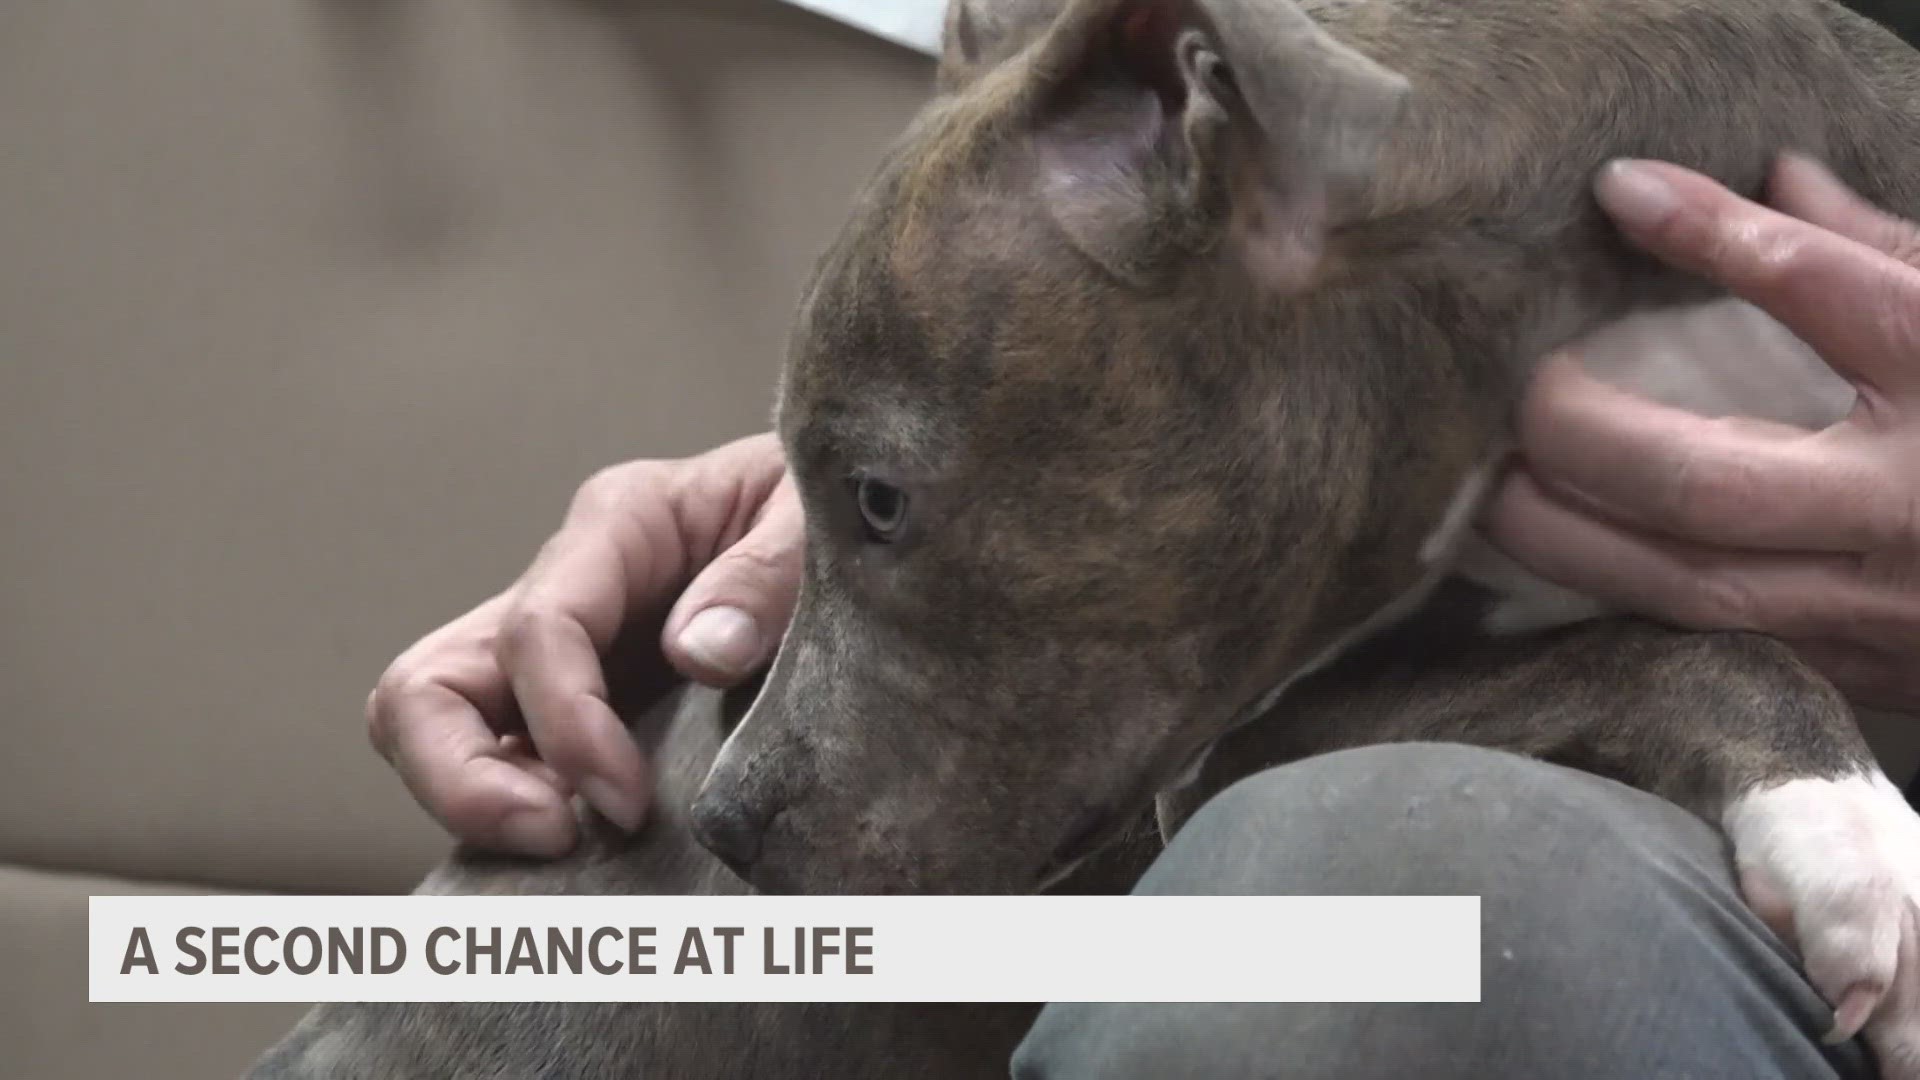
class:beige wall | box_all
[0,0,932,897]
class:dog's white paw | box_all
[1725,772,1920,1077]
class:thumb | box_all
[661,475,804,685]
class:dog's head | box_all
[692,0,1509,893]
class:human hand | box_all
[1485,154,1920,712]
[365,432,805,856]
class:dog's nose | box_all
[689,791,774,873]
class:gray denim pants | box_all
[1014,743,1878,1080]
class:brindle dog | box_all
[250,0,1920,1076]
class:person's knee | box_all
[1015,743,1866,1080]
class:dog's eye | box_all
[850,471,909,543]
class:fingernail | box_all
[501,769,561,809]
[1778,150,1837,184]
[581,777,644,832]
[1777,150,1817,173]
[499,807,574,858]
[678,605,762,677]
[1596,159,1678,232]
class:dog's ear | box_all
[1026,0,1408,290]
[939,0,1067,91]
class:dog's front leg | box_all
[1178,603,1920,1072]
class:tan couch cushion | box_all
[0,865,310,1080]
[0,0,931,894]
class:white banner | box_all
[90,894,1479,1003]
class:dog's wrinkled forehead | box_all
[780,120,1116,469]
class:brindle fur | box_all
[248,680,1162,1078]
[250,1,1917,1076]
[245,603,1868,1079]
[1168,583,1873,828]
[697,0,1917,895]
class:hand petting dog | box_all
[1488,154,1920,714]
[363,432,801,854]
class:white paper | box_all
[779,0,946,55]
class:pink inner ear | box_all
[1037,81,1168,193]
[1116,0,1190,116]
[1032,78,1179,284]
